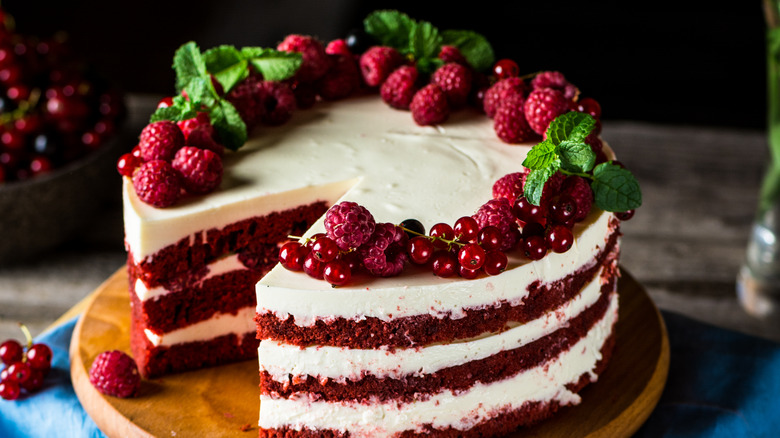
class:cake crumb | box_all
[240,424,253,432]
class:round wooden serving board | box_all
[71,268,669,437]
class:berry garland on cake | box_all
[116,9,642,285]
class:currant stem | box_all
[18,322,32,350]
[399,225,467,249]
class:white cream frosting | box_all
[143,306,256,347]
[258,292,618,436]
[134,254,245,302]
[258,266,606,382]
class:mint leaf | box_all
[441,30,495,72]
[522,140,559,170]
[209,100,247,151]
[409,19,442,61]
[524,165,558,206]
[245,49,302,82]
[364,10,416,49]
[150,95,197,123]
[546,112,595,146]
[183,75,216,108]
[558,140,596,173]
[203,45,248,92]
[173,42,207,93]
[591,162,642,212]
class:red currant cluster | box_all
[0,325,53,400]
[279,235,358,287]
[0,7,125,184]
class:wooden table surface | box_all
[1,95,777,343]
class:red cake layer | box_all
[256,220,620,350]
[260,281,615,403]
[257,332,616,438]
[128,201,329,286]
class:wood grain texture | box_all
[70,267,668,438]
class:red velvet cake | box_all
[120,9,640,437]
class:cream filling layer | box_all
[256,210,615,326]
[258,266,606,382]
[143,306,256,347]
[258,292,618,436]
[134,254,245,302]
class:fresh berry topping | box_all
[132,160,183,208]
[324,201,376,250]
[380,65,419,110]
[226,75,263,129]
[287,79,317,110]
[156,96,174,108]
[513,196,546,226]
[531,71,578,100]
[483,77,528,119]
[477,226,504,251]
[410,84,450,126]
[472,198,519,251]
[523,235,548,260]
[359,46,404,87]
[494,96,537,144]
[522,222,545,238]
[453,216,480,243]
[572,97,601,119]
[459,265,481,279]
[523,88,570,135]
[345,28,375,55]
[492,59,519,80]
[25,343,52,372]
[317,54,360,101]
[560,176,593,221]
[492,171,527,203]
[407,236,435,265]
[137,120,185,162]
[458,243,486,270]
[88,350,141,398]
[546,224,574,253]
[277,34,331,83]
[310,236,340,263]
[400,218,426,238]
[429,222,455,248]
[431,62,472,108]
[431,251,458,278]
[483,251,508,276]
[279,241,307,271]
[325,39,352,57]
[0,340,23,365]
[438,45,468,65]
[548,194,577,225]
[257,80,297,126]
[303,252,325,279]
[359,223,408,277]
[616,209,636,221]
[177,113,222,154]
[323,259,352,286]
[171,146,223,195]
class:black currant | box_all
[400,218,426,239]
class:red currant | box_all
[458,243,486,271]
[522,235,548,261]
[431,251,458,278]
[493,59,519,79]
[340,251,362,271]
[572,97,601,119]
[116,152,142,177]
[323,259,351,286]
[546,224,574,253]
[430,223,455,248]
[408,236,435,265]
[0,340,22,365]
[549,195,576,225]
[522,222,545,238]
[477,226,503,251]
[20,369,45,392]
[0,379,20,400]
[513,196,547,225]
[483,251,508,276]
[459,265,481,279]
[26,343,52,372]
[311,236,340,263]
[616,210,635,221]
[5,361,32,384]
[157,96,175,109]
[303,252,325,279]
[29,156,53,175]
[453,216,479,243]
[279,241,306,271]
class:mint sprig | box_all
[150,41,302,151]
[522,112,642,213]
[364,10,494,74]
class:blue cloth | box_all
[1,312,779,437]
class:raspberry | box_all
[560,176,593,221]
[359,223,409,277]
[483,77,528,118]
[531,71,579,100]
[524,88,570,135]
[88,350,141,398]
[359,46,404,87]
[257,80,297,126]
[431,62,472,108]
[316,54,360,101]
[380,65,419,110]
[472,198,519,251]
[177,112,223,156]
[138,120,185,161]
[523,170,566,210]
[277,34,331,83]
[226,75,263,130]
[132,160,183,208]
[325,39,352,57]
[494,96,537,144]
[172,146,223,195]
[287,79,317,110]
[410,84,450,126]
[492,171,527,203]
[324,201,376,250]
[585,132,609,165]
[438,45,468,66]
